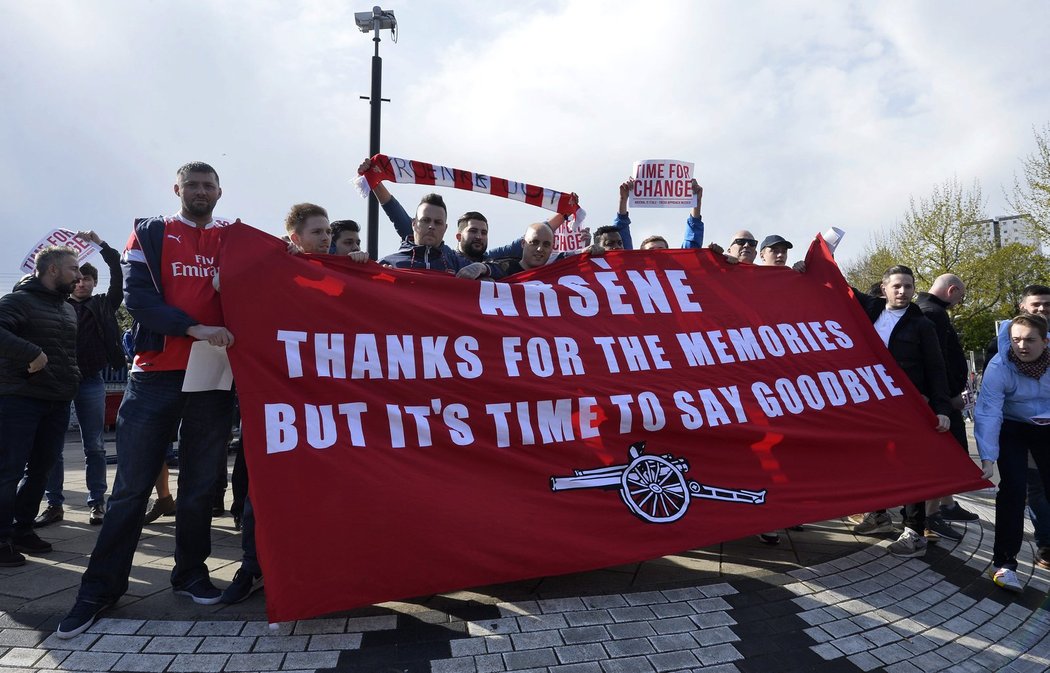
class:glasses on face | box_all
[732,238,758,248]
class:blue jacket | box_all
[609,213,635,250]
[379,237,476,273]
[975,348,1050,461]
[123,217,201,354]
[680,215,706,249]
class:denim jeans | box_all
[76,371,233,602]
[0,395,70,540]
[1027,466,1050,548]
[240,495,260,576]
[45,372,107,506]
[230,439,247,520]
[994,420,1050,570]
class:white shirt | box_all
[873,307,907,347]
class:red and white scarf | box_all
[354,154,585,225]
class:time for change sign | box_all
[628,159,694,208]
[20,229,101,273]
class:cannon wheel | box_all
[619,454,690,523]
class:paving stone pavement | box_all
[1,431,1048,672]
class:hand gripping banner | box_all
[354,153,585,224]
[218,224,987,622]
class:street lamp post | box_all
[355,6,397,261]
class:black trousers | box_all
[994,420,1050,569]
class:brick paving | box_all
[0,431,1047,671]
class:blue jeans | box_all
[76,371,233,602]
[994,420,1050,570]
[45,372,107,506]
[240,495,260,576]
[1027,466,1050,548]
[0,395,70,540]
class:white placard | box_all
[628,159,695,208]
[553,222,586,252]
[20,229,101,273]
[823,227,846,254]
[182,341,234,392]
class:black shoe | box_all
[56,599,114,639]
[33,505,64,528]
[89,503,105,526]
[232,514,242,531]
[220,568,263,604]
[143,495,176,524]
[12,532,52,554]
[758,532,780,545]
[212,505,226,517]
[1036,547,1050,571]
[173,577,222,605]
[924,514,964,542]
[0,541,26,567]
[939,502,979,522]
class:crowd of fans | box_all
[0,160,1046,639]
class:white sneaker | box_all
[991,567,1023,593]
[887,527,927,558]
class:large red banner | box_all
[219,223,987,623]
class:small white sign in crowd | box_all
[20,229,101,273]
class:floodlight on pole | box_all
[356,6,397,261]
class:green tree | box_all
[843,243,898,295]
[1008,123,1050,244]
[843,178,1050,353]
[116,304,133,334]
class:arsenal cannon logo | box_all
[550,442,767,524]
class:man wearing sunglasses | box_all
[726,231,759,264]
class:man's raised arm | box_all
[358,157,412,239]
[613,179,634,250]
[682,179,704,248]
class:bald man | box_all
[724,230,758,264]
[487,222,556,278]
[916,274,978,535]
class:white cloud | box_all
[1,0,1048,292]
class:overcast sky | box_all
[2,0,1048,292]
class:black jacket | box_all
[915,292,967,396]
[0,275,81,400]
[71,242,126,373]
[854,290,952,416]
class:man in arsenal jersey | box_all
[58,162,237,638]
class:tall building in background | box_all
[977,214,1041,249]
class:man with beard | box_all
[59,162,239,638]
[0,246,82,566]
[379,193,489,277]
[35,232,125,529]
